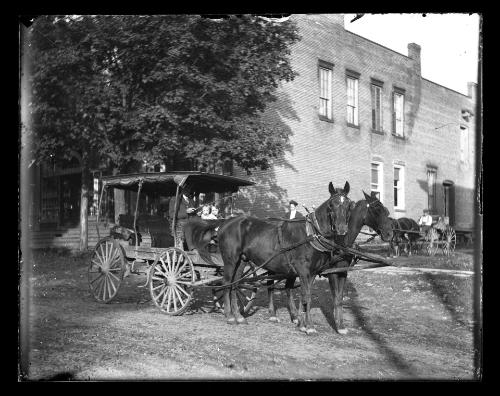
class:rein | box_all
[218,194,355,290]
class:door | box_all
[443,180,455,227]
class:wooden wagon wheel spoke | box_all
[149,248,194,315]
[89,273,104,284]
[174,283,191,298]
[155,285,167,303]
[106,275,114,298]
[213,265,258,315]
[442,227,457,256]
[165,251,173,273]
[107,270,121,283]
[160,257,169,276]
[91,259,104,269]
[151,283,165,292]
[172,286,187,308]
[89,238,126,303]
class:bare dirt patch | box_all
[22,248,478,381]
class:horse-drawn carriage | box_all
[89,172,394,333]
[391,215,457,257]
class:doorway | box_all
[443,180,455,226]
[60,173,81,226]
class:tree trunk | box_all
[79,165,91,251]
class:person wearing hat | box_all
[169,186,196,248]
[286,200,304,220]
[418,209,433,234]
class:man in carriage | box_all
[418,208,433,235]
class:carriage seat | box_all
[110,214,141,245]
[137,214,174,248]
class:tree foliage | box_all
[29,15,300,173]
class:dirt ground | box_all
[21,248,479,381]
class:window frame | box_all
[426,167,437,214]
[392,88,405,137]
[393,164,405,211]
[318,60,334,122]
[460,125,470,164]
[370,161,384,203]
[346,70,360,127]
[371,80,384,132]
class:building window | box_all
[393,165,405,210]
[427,168,437,213]
[460,125,469,164]
[392,90,405,136]
[318,61,333,120]
[371,83,383,132]
[346,75,359,126]
[370,162,383,201]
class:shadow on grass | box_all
[422,272,470,327]
[317,278,416,378]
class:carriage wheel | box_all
[425,228,439,256]
[442,227,457,256]
[149,248,195,315]
[212,264,258,315]
[88,237,126,303]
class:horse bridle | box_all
[323,192,352,235]
[365,198,388,236]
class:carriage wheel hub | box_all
[166,275,176,286]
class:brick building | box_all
[27,14,477,248]
[233,14,477,232]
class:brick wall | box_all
[235,14,476,229]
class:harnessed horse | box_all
[266,190,393,334]
[217,181,354,334]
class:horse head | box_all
[362,190,393,242]
[319,181,353,236]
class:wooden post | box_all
[133,180,143,251]
[96,184,106,241]
[79,164,90,251]
[171,184,181,243]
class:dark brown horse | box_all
[388,217,420,257]
[266,190,393,334]
[217,181,354,334]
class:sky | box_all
[343,13,481,96]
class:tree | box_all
[27,15,300,249]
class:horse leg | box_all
[297,275,316,334]
[223,287,236,325]
[328,271,348,335]
[220,251,238,325]
[285,277,299,324]
[230,263,248,325]
[267,280,279,322]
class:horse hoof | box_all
[292,318,299,325]
[226,318,237,325]
[306,328,317,335]
[268,316,280,323]
[337,328,348,335]
[299,326,307,333]
[237,318,248,325]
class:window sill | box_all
[394,208,406,212]
[371,129,385,135]
[318,115,334,123]
[392,133,406,140]
[347,123,360,129]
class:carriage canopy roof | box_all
[101,171,254,196]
